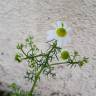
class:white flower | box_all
[47,21,73,48]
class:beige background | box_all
[0,0,96,96]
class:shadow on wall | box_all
[0,82,10,96]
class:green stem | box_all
[50,62,67,66]
[22,54,46,60]
[30,65,45,95]
[30,45,56,95]
[50,61,80,66]
[20,48,28,57]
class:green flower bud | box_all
[15,53,22,62]
[79,61,84,67]
[61,51,70,60]
[17,43,24,49]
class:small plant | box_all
[10,21,88,96]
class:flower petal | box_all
[64,21,69,29]
[47,30,55,41]
[52,21,62,28]
[56,36,71,47]
[66,27,74,36]
[62,36,71,45]
[56,38,64,47]
[56,21,62,27]
[57,39,62,47]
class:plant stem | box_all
[50,62,67,66]
[30,45,55,95]
[30,65,45,95]
[50,61,80,66]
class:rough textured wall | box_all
[0,0,96,96]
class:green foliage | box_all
[66,51,89,68]
[9,83,31,96]
[11,36,89,96]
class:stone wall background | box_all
[0,0,96,96]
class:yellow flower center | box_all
[56,28,67,37]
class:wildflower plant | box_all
[10,21,88,96]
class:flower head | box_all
[47,21,73,48]
[61,50,70,60]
